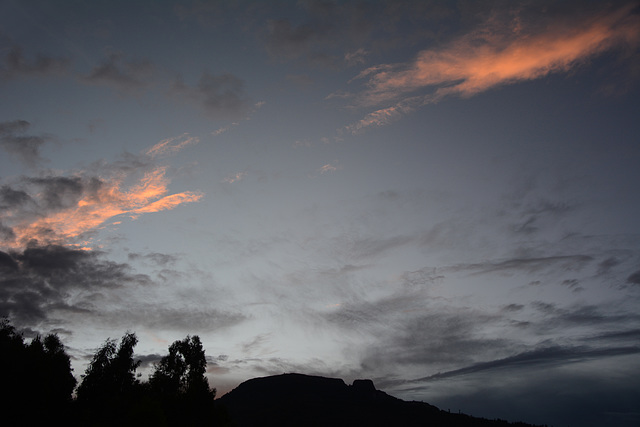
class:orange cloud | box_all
[348,3,639,132]
[5,166,203,249]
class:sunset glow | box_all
[1,2,638,426]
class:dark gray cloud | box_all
[357,309,507,372]
[627,270,640,285]
[459,254,594,275]
[530,301,640,330]
[132,352,163,369]
[349,235,416,260]
[591,328,640,341]
[400,267,444,288]
[399,344,640,384]
[508,197,577,234]
[25,176,86,210]
[128,252,179,266]
[261,0,456,66]
[402,360,640,427]
[82,51,154,92]
[266,18,323,55]
[501,303,525,312]
[0,245,150,325]
[0,185,33,210]
[0,244,244,335]
[354,291,640,426]
[103,304,246,334]
[0,221,15,242]
[0,45,70,80]
[322,276,640,401]
[598,256,622,275]
[170,71,250,118]
[560,278,583,292]
[321,286,510,374]
[241,333,273,355]
[174,0,241,28]
[0,120,51,167]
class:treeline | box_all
[0,318,230,427]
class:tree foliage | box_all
[150,335,214,398]
[1,318,227,426]
[0,317,76,425]
[149,335,217,426]
[76,332,141,404]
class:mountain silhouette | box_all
[216,373,542,426]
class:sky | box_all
[1,0,639,425]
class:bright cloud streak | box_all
[318,164,339,174]
[146,133,200,158]
[348,3,640,133]
[133,191,204,216]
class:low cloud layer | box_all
[0,244,148,324]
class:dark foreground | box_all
[216,373,544,427]
[1,319,543,426]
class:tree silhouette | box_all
[151,335,213,396]
[76,332,141,424]
[0,318,76,425]
[1,319,221,425]
[31,333,77,409]
[150,335,216,426]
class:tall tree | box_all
[76,332,141,423]
[150,335,214,398]
[150,335,216,425]
[77,332,140,401]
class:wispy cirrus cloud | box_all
[392,344,640,386]
[317,163,340,175]
[345,3,640,133]
[145,133,200,158]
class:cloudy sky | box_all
[1,1,639,425]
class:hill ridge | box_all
[216,373,543,426]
